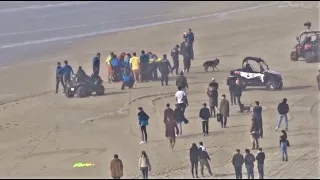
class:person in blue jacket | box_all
[123,53,132,70]
[55,62,65,94]
[121,68,134,90]
[138,107,149,144]
[110,54,121,82]
[92,53,100,77]
[62,60,74,86]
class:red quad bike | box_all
[290,22,320,63]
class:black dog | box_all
[203,58,220,72]
[240,104,252,112]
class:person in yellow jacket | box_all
[105,52,115,83]
[130,52,140,83]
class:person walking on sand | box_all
[276,98,289,131]
[139,151,151,179]
[280,130,290,161]
[253,101,263,138]
[199,142,206,151]
[185,28,195,60]
[256,147,265,179]
[171,44,180,75]
[235,78,243,113]
[189,143,200,178]
[158,54,173,86]
[244,149,255,179]
[198,146,213,177]
[138,107,149,144]
[62,60,74,86]
[164,117,179,150]
[317,69,320,90]
[232,149,244,179]
[199,103,211,136]
[175,86,188,113]
[164,103,174,122]
[250,115,260,150]
[173,103,186,137]
[219,94,230,128]
[110,154,123,179]
[55,62,65,94]
[207,81,218,117]
[176,71,188,93]
[130,52,141,83]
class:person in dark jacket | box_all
[189,143,200,178]
[138,107,149,144]
[180,37,192,73]
[171,44,180,75]
[76,66,89,83]
[232,149,244,179]
[219,94,230,128]
[176,71,188,92]
[280,130,290,161]
[317,69,320,90]
[164,117,179,150]
[226,71,237,105]
[207,82,218,117]
[92,53,100,76]
[121,68,134,90]
[185,28,195,60]
[235,78,243,113]
[276,98,289,131]
[55,62,65,94]
[244,149,255,179]
[256,147,265,179]
[62,60,74,86]
[198,147,213,177]
[174,104,185,137]
[110,154,123,179]
[158,54,172,86]
[210,78,219,90]
[199,103,211,136]
[140,50,150,82]
[253,101,263,138]
[164,103,174,123]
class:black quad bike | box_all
[65,74,105,98]
[231,57,283,91]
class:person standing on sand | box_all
[189,143,200,178]
[110,154,123,179]
[253,101,263,138]
[227,71,237,106]
[171,44,180,75]
[244,149,255,179]
[139,50,150,82]
[92,52,100,77]
[219,94,230,128]
[55,62,65,94]
[199,103,211,136]
[130,52,141,83]
[276,98,289,131]
[280,130,290,161]
[185,28,195,60]
[164,116,179,150]
[139,151,151,179]
[138,107,149,144]
[105,52,115,83]
[207,81,218,117]
[256,147,265,179]
[173,103,185,137]
[198,146,213,177]
[62,60,74,86]
[158,54,173,86]
[232,149,244,179]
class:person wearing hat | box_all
[317,69,320,90]
[199,103,211,136]
[210,77,219,90]
[232,149,244,179]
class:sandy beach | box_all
[0,1,319,179]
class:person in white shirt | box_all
[199,141,207,151]
[175,86,188,113]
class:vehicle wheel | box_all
[96,85,105,96]
[76,86,87,98]
[290,51,298,61]
[277,81,283,90]
[65,88,75,98]
[305,52,314,63]
[266,80,277,91]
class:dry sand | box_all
[0,1,319,179]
